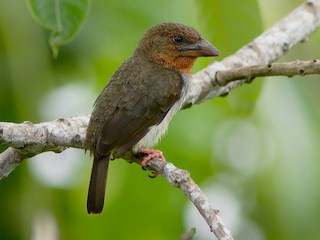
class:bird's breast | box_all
[132,73,190,152]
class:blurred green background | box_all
[1,0,320,239]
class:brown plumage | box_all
[85,22,219,214]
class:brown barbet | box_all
[85,22,219,214]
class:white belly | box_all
[132,73,189,152]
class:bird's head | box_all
[137,22,219,74]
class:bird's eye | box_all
[173,35,185,44]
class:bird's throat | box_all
[165,56,196,75]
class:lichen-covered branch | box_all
[0,116,88,178]
[0,116,88,149]
[216,59,320,86]
[144,159,233,240]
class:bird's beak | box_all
[178,38,220,57]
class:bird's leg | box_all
[137,148,166,178]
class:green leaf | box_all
[197,0,263,114]
[28,0,90,57]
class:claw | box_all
[148,171,159,178]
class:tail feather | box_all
[87,155,110,214]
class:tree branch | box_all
[1,1,320,239]
[0,116,88,178]
[144,159,232,240]
[216,59,320,86]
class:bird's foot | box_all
[139,148,166,166]
[138,148,165,178]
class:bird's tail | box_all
[87,154,110,214]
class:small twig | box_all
[181,227,196,240]
[0,147,25,178]
[145,158,233,240]
[216,59,320,86]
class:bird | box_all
[85,22,219,214]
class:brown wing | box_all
[95,103,168,158]
[87,55,183,159]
